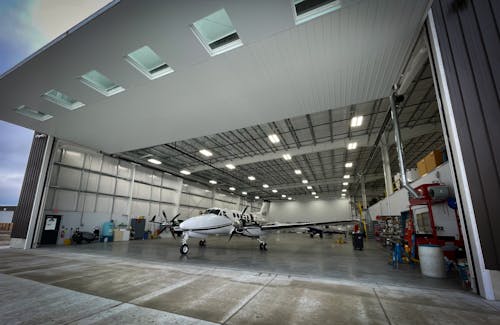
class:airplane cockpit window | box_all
[204,209,220,215]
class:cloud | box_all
[0,121,33,205]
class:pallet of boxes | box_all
[417,149,444,177]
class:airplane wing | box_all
[261,219,357,231]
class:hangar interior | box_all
[1,1,499,318]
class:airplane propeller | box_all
[228,206,249,242]
[149,211,181,239]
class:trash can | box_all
[418,244,445,278]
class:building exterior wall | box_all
[10,133,48,239]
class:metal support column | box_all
[361,175,367,210]
[380,136,394,196]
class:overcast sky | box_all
[0,0,111,205]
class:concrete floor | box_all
[1,234,499,324]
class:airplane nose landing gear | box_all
[180,244,189,255]
[257,238,267,251]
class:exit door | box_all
[40,215,61,245]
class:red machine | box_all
[405,184,464,259]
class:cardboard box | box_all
[417,158,427,176]
[424,150,443,172]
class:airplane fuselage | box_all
[178,209,263,238]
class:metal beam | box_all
[190,123,441,173]
[269,174,383,191]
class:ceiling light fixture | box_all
[302,179,308,184]
[342,189,347,192]
[242,191,247,195]
[255,196,260,200]
[281,194,287,198]
[294,169,302,175]
[347,142,358,150]
[268,134,280,144]
[180,170,191,175]
[344,175,350,179]
[262,184,269,188]
[226,164,236,170]
[351,115,363,127]
[311,191,316,195]
[248,176,256,181]
[229,187,235,191]
[199,149,213,157]
[342,182,348,186]
[306,186,312,190]
[288,197,292,200]
[209,180,217,185]
[345,162,353,168]
[148,158,162,165]
[283,153,292,161]
[272,189,278,193]
[315,196,319,199]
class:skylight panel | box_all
[192,8,243,56]
[125,46,173,80]
[79,70,124,96]
[15,105,53,121]
[293,0,343,25]
[42,89,84,110]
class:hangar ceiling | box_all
[119,61,444,201]
[0,0,431,153]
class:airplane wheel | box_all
[309,233,314,238]
[259,243,264,250]
[263,243,268,251]
[180,244,189,255]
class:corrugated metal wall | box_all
[11,133,48,238]
[431,0,500,269]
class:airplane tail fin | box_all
[259,201,270,217]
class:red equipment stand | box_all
[405,184,464,260]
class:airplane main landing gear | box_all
[199,240,206,247]
[259,243,267,251]
[180,244,189,255]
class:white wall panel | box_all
[84,154,102,171]
[151,186,161,201]
[61,150,84,168]
[161,188,177,203]
[134,167,151,184]
[149,203,160,217]
[134,183,151,200]
[113,197,129,216]
[162,175,180,189]
[57,167,81,190]
[81,172,99,192]
[95,195,113,214]
[131,200,149,217]
[98,175,116,195]
[101,156,117,175]
[53,190,78,211]
[152,172,162,186]
[77,193,96,212]
[115,179,130,197]
[268,199,351,223]
[117,163,132,178]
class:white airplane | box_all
[157,204,356,255]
